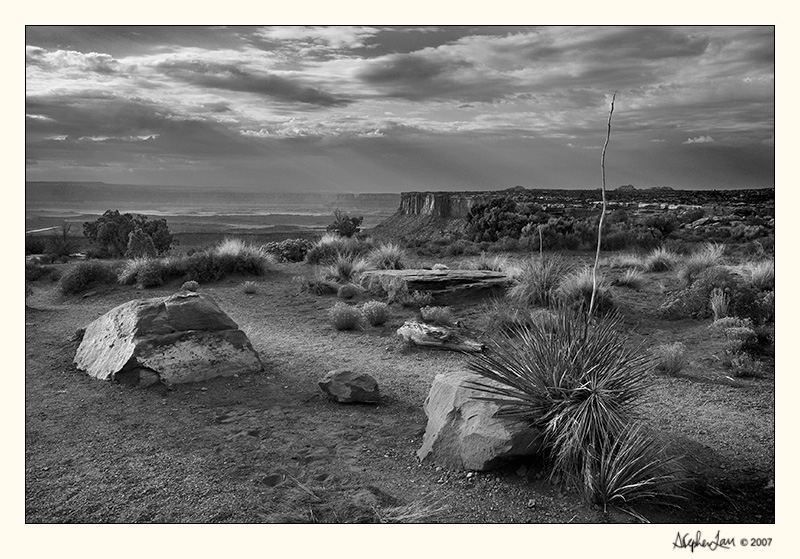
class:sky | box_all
[25,25,775,192]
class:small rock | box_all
[318,369,380,404]
[516,465,528,477]
[526,499,536,508]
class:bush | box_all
[59,261,118,295]
[361,301,391,326]
[83,210,174,257]
[729,353,765,378]
[368,243,406,270]
[25,235,47,255]
[327,210,363,238]
[243,281,258,294]
[135,259,166,288]
[555,267,614,315]
[329,302,363,330]
[182,239,275,282]
[652,342,687,375]
[46,223,77,258]
[263,238,313,263]
[399,290,434,308]
[125,227,158,259]
[337,283,362,299]
[420,306,455,327]
[292,275,339,296]
[25,261,57,282]
[467,308,680,507]
[606,253,645,270]
[506,255,573,307]
[181,280,199,292]
[643,247,681,272]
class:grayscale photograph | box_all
[25,25,774,527]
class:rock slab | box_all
[74,292,263,386]
[361,269,510,303]
[319,369,380,403]
[417,370,541,471]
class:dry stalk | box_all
[589,92,617,317]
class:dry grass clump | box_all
[360,301,391,326]
[652,342,687,375]
[325,254,368,284]
[506,254,573,307]
[305,233,374,265]
[555,267,614,315]
[606,253,645,270]
[328,302,363,331]
[420,305,455,327]
[740,259,774,291]
[468,308,683,510]
[611,268,644,289]
[643,247,681,273]
[460,252,510,272]
[243,281,258,294]
[367,243,406,270]
[678,243,725,285]
[292,275,339,295]
[709,288,729,321]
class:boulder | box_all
[397,321,483,352]
[74,292,263,386]
[318,369,380,403]
[417,370,541,471]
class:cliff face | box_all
[398,192,478,218]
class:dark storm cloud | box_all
[358,53,507,101]
[156,60,352,107]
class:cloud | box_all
[155,59,352,107]
[254,26,381,50]
[26,45,119,74]
[683,135,715,144]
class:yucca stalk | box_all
[589,92,617,318]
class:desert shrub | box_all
[328,302,363,331]
[135,259,166,288]
[118,258,151,285]
[611,269,644,289]
[729,353,765,378]
[652,342,687,375]
[709,316,753,331]
[361,301,391,326]
[460,252,509,272]
[506,255,573,307]
[83,210,174,257]
[643,247,681,272]
[709,288,729,321]
[25,235,47,255]
[180,239,275,282]
[292,275,339,296]
[46,223,77,258]
[326,210,363,238]
[722,326,759,356]
[642,213,679,238]
[337,283,362,299]
[420,306,455,327]
[432,263,449,270]
[263,238,313,263]
[25,261,57,282]
[400,290,434,308]
[467,308,681,507]
[181,280,199,292]
[243,281,258,294]
[741,259,774,291]
[325,254,368,284]
[125,227,158,259]
[58,260,118,295]
[678,243,725,285]
[555,267,615,315]
[368,243,406,270]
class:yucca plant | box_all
[589,425,686,511]
[467,308,651,480]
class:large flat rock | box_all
[361,269,510,303]
[74,292,263,386]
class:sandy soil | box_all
[24,259,774,523]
